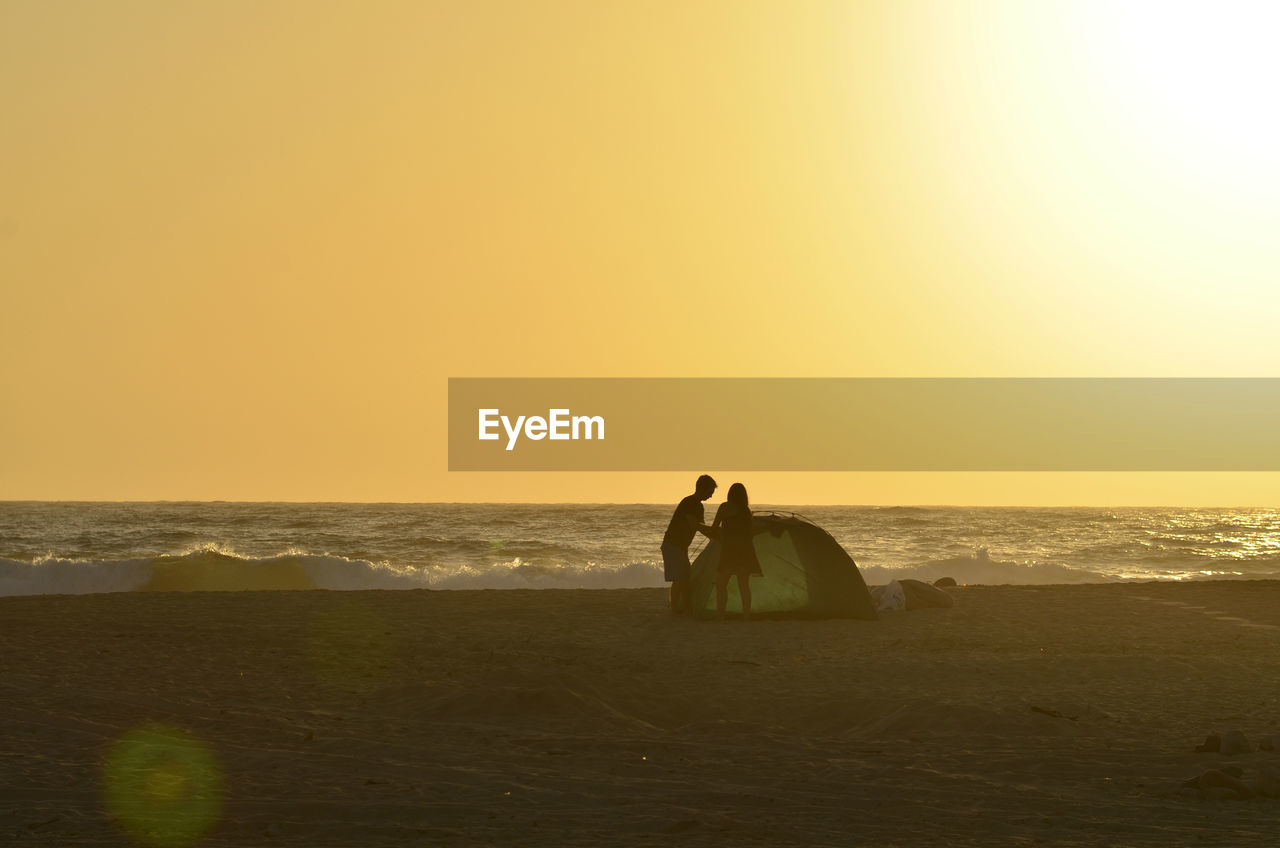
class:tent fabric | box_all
[688,513,877,620]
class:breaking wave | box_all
[6,544,1278,597]
[0,546,667,597]
[859,549,1112,586]
[859,549,1280,586]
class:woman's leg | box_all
[737,573,752,621]
[715,570,730,620]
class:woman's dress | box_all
[718,507,763,577]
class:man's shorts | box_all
[662,543,691,582]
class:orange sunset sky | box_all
[2,0,1278,504]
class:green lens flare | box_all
[102,723,224,847]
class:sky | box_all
[2,0,1279,504]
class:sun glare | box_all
[1089,1,1280,177]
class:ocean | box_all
[2,502,1280,596]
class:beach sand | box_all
[3,582,1279,846]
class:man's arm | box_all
[685,511,716,538]
[694,504,723,539]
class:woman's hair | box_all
[727,482,749,510]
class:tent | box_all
[689,513,877,620]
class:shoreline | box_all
[6,572,1280,599]
[4,582,1279,845]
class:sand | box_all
[3,581,1280,846]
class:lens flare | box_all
[102,723,224,847]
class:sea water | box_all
[2,502,1280,596]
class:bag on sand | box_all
[871,580,906,613]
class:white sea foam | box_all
[0,550,668,596]
[858,549,1114,586]
[0,556,155,596]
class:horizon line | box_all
[2,499,1279,510]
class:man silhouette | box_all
[662,474,717,615]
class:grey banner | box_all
[448,378,1280,471]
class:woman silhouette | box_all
[711,483,762,621]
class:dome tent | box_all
[688,513,877,620]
